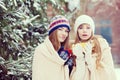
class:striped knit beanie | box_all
[48,15,70,35]
[74,15,95,34]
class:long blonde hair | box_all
[91,35,103,69]
[49,30,70,51]
[74,31,102,69]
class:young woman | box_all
[32,15,75,80]
[70,15,117,80]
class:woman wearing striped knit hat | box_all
[32,15,76,80]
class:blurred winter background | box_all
[0,0,120,80]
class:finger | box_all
[83,43,92,54]
[85,42,92,50]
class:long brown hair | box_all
[74,31,102,69]
[49,30,70,51]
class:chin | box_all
[59,40,65,43]
[82,38,89,41]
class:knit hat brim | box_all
[48,24,70,35]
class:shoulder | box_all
[34,43,45,55]
[34,37,48,52]
[96,35,108,44]
[95,35,110,49]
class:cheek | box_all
[87,31,91,36]
[57,31,61,37]
[88,33,92,38]
[65,32,69,37]
[87,30,92,34]
[78,31,82,36]
[77,30,80,34]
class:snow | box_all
[115,68,120,80]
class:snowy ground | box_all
[115,68,120,80]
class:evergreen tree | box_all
[0,0,67,79]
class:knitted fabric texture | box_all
[48,15,70,35]
[74,15,95,34]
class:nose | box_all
[62,30,68,36]
[83,28,87,32]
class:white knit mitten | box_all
[82,42,93,69]
[82,42,96,80]
[71,43,86,80]
[72,43,84,59]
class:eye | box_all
[65,30,69,33]
[58,28,62,30]
[87,26,91,29]
[78,25,83,29]
[58,27,69,33]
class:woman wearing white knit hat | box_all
[70,15,117,80]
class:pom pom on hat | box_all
[48,15,70,35]
[74,15,95,34]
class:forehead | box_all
[81,23,90,26]
[79,23,90,27]
[58,27,69,30]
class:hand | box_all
[82,42,93,68]
[72,43,84,59]
[82,42,92,54]
[58,50,69,60]
[64,55,76,66]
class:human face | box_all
[77,24,92,41]
[57,27,69,43]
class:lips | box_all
[82,34,88,36]
[61,37,66,40]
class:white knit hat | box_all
[74,15,95,34]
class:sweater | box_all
[70,37,117,80]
